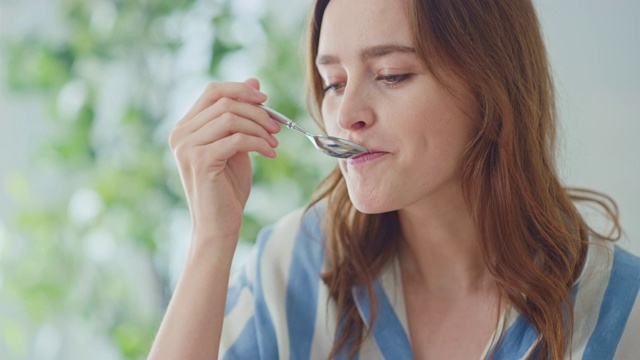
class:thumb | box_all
[244,77,261,91]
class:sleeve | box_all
[573,244,640,359]
[218,229,266,359]
[218,207,310,359]
[610,247,640,359]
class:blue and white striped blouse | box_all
[220,205,640,359]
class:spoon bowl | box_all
[258,104,368,158]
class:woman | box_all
[149,0,640,359]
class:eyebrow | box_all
[316,44,417,66]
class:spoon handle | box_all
[257,104,311,136]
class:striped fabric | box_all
[220,205,640,359]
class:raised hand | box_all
[149,78,280,359]
[168,78,280,257]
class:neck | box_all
[397,184,494,295]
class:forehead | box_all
[317,0,414,57]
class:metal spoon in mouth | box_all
[258,104,368,159]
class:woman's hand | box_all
[169,78,280,258]
[148,79,279,359]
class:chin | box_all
[346,186,397,215]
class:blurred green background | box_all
[1,0,639,359]
[0,0,332,358]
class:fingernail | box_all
[254,90,267,100]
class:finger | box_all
[174,133,276,175]
[185,112,279,148]
[244,78,260,91]
[206,133,277,160]
[179,82,267,126]
[176,98,280,137]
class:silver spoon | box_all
[258,104,368,159]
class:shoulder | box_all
[256,202,326,257]
[575,241,640,311]
[577,240,640,284]
[571,241,640,358]
[252,203,327,285]
[581,242,640,293]
[236,204,330,359]
[596,244,640,320]
[610,245,640,277]
[606,246,640,358]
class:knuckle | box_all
[172,142,188,159]
[205,82,221,98]
[218,111,233,122]
[168,129,181,149]
[218,112,237,128]
[228,132,247,146]
[173,142,201,163]
[216,96,234,112]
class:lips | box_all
[347,151,389,165]
[350,151,375,160]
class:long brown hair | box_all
[305,0,620,359]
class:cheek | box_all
[324,120,340,136]
[321,103,337,135]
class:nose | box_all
[336,83,374,132]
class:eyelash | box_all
[377,74,412,86]
[322,83,343,94]
[322,74,412,95]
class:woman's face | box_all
[317,0,478,214]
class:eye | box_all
[377,74,413,87]
[322,82,345,95]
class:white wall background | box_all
[1,0,639,257]
[535,0,640,255]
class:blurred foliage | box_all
[1,0,330,358]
